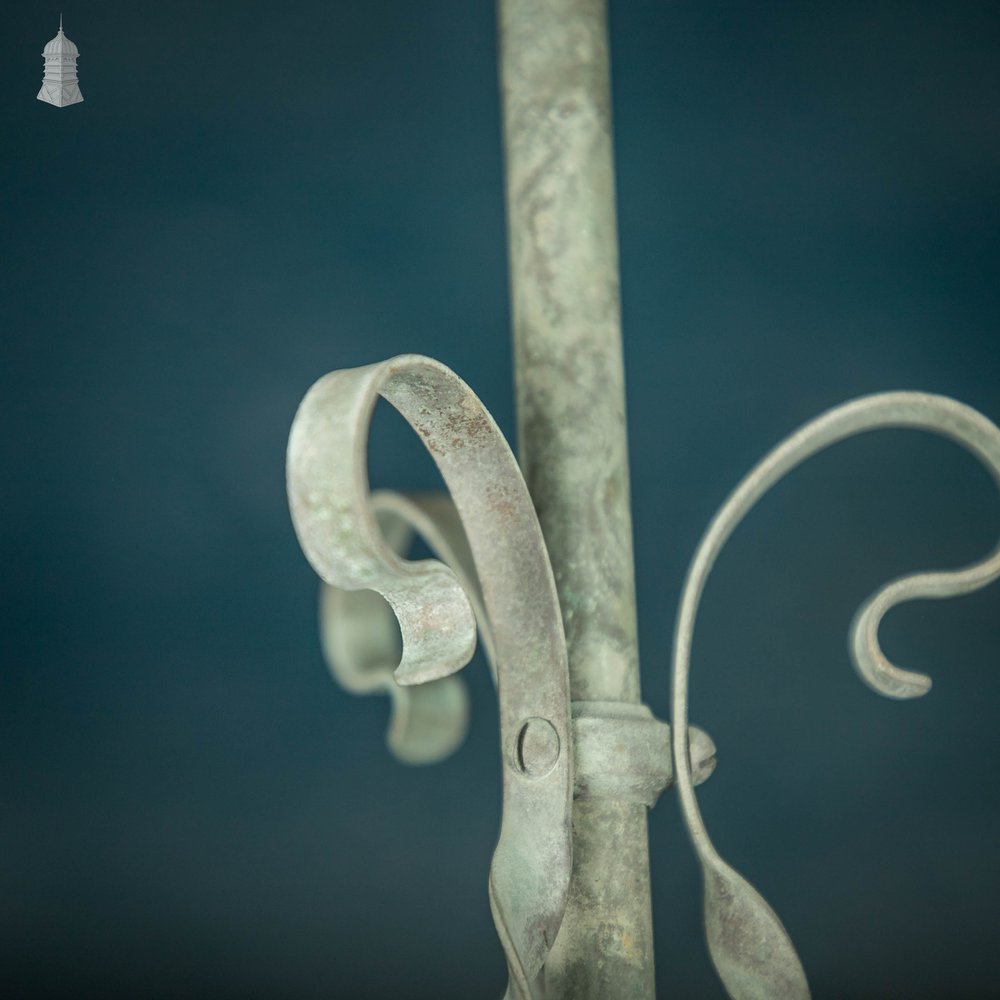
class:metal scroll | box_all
[286,354,572,999]
[671,391,1000,1000]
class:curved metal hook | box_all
[287,355,572,999]
[319,490,497,765]
[671,391,1000,1000]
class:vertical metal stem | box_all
[498,1,654,995]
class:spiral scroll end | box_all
[849,599,933,700]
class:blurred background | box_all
[2,2,998,997]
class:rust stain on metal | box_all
[287,354,575,997]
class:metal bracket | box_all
[572,701,715,806]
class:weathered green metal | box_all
[284,4,1000,997]
[286,355,574,997]
[498,0,657,994]
[318,492,483,765]
[671,391,1000,1000]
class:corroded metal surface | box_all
[671,391,1000,1000]
[498,0,656,993]
[319,490,497,765]
[500,0,638,705]
[322,486,720,806]
[286,355,573,998]
[572,701,715,806]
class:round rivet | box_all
[515,717,560,778]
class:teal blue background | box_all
[2,3,999,996]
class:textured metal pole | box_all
[498,1,654,996]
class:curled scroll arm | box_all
[318,489,496,766]
[287,354,572,999]
[670,391,1000,1000]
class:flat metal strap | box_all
[287,354,573,999]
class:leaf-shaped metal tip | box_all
[703,858,810,1000]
